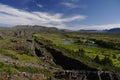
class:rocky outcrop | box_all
[46,47,120,80]
[0,72,44,80]
[35,47,45,57]
[0,54,45,69]
[46,47,97,71]
[14,25,59,33]
[54,70,120,80]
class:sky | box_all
[0,0,120,30]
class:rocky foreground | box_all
[54,70,120,80]
[0,72,44,80]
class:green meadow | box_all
[33,32,120,71]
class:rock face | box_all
[55,70,120,80]
[14,25,59,32]
[0,72,44,80]
[46,47,97,71]
[35,47,45,57]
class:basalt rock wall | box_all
[46,47,97,71]
[54,70,120,80]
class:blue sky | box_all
[0,0,120,30]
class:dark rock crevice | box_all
[54,71,120,80]
[46,47,97,71]
[35,48,44,57]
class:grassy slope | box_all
[33,32,120,71]
[0,34,52,78]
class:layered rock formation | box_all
[54,70,120,80]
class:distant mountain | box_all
[78,30,98,32]
[0,25,120,33]
[14,25,58,31]
[78,28,120,33]
[78,30,105,33]
[60,29,75,32]
[107,28,120,33]
[0,25,59,31]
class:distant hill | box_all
[78,28,120,33]
[0,25,59,31]
[78,30,105,33]
[14,25,58,31]
[0,25,120,33]
[107,28,120,33]
[78,30,99,32]
[60,29,75,32]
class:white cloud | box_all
[70,0,79,2]
[0,4,119,30]
[36,4,43,8]
[65,24,120,30]
[88,24,120,30]
[0,3,86,29]
[63,0,79,2]
[61,2,78,8]
[61,2,87,9]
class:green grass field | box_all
[33,32,120,71]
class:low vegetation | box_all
[0,27,120,80]
[33,32,120,71]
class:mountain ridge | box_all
[78,28,120,33]
[0,25,120,33]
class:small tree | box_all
[94,55,100,63]
[112,54,116,59]
[78,48,85,57]
[101,56,113,66]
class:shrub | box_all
[101,56,113,66]
[94,55,100,63]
